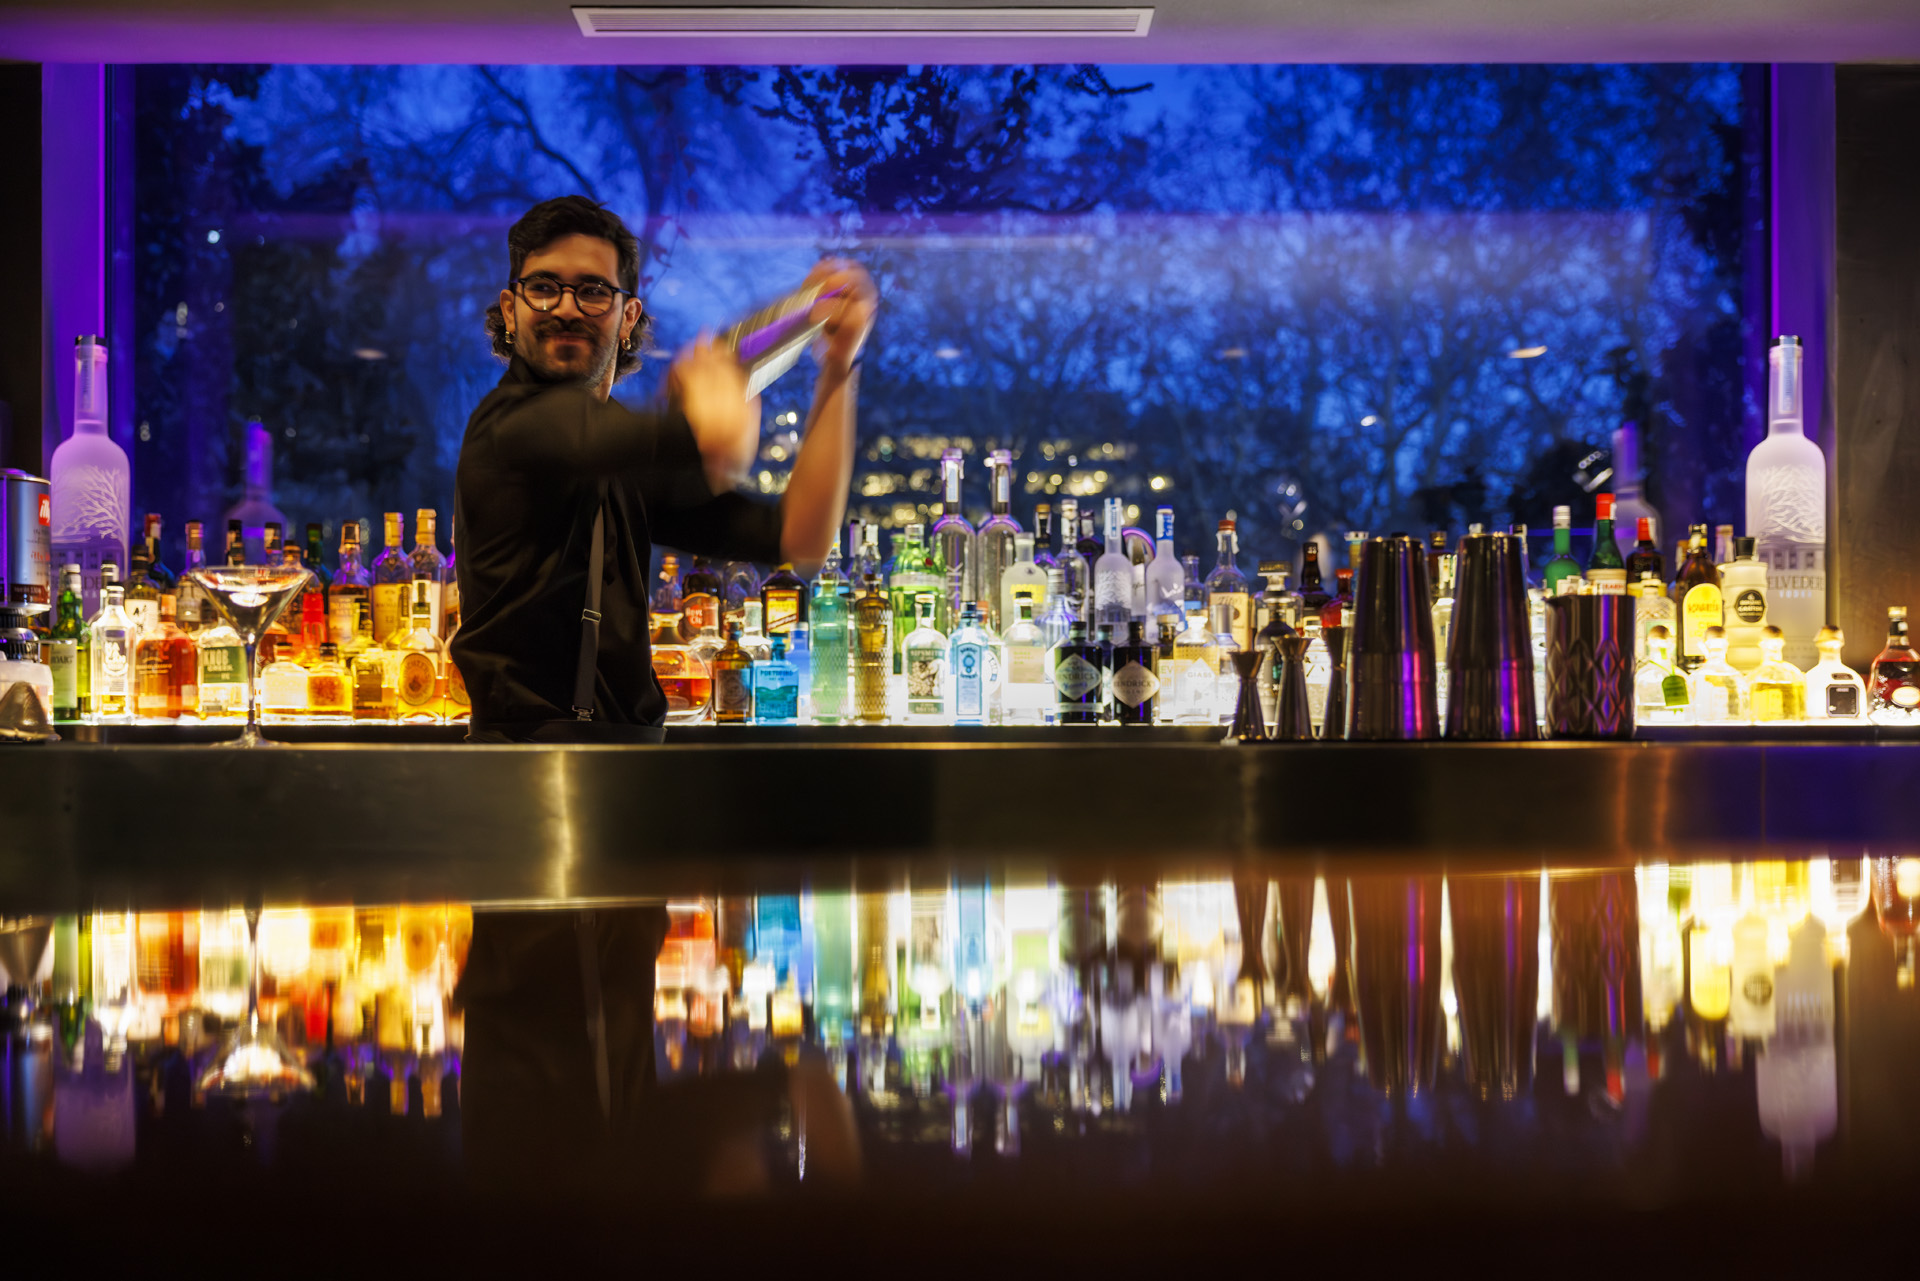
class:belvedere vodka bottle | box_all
[50,337,129,615]
[1747,336,1827,668]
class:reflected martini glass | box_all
[188,565,312,747]
[197,903,314,1102]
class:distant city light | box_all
[207,229,221,244]
[1509,345,1548,358]
[353,348,387,361]
[1149,476,1168,491]
[1217,347,1247,360]
[935,346,961,359]
[1360,415,1377,427]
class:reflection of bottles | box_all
[1347,875,1444,1097]
[1757,917,1837,1181]
[1451,873,1540,1101]
[1871,857,1920,984]
[134,912,199,1001]
[1729,907,1776,1040]
[49,336,129,614]
[1747,336,1827,669]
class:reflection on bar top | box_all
[6,854,1919,1203]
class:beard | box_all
[522,316,617,388]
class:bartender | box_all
[453,194,875,743]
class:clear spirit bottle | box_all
[50,336,130,614]
[87,584,136,722]
[1748,336,1828,669]
[948,601,1002,727]
[1037,567,1075,651]
[1181,553,1208,627]
[737,599,772,661]
[1143,506,1185,639]
[1206,518,1253,653]
[751,633,799,725]
[1092,497,1133,635]
[1869,606,1920,724]
[1749,625,1807,722]
[999,532,1048,627]
[1633,572,1676,663]
[1055,497,1090,623]
[1169,607,1220,726]
[330,520,372,653]
[1803,625,1865,721]
[976,449,1021,633]
[1001,598,1051,725]
[930,448,977,621]
[1635,624,1691,725]
[1689,626,1749,725]
[173,521,209,637]
[259,606,313,723]
[902,594,949,725]
[810,548,849,725]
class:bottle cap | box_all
[319,641,338,659]
[1763,624,1784,641]
[1648,624,1671,641]
[1595,494,1614,520]
[1637,516,1654,541]
[1552,505,1571,529]
[1705,625,1726,641]
[1817,625,1844,646]
[1734,535,1756,558]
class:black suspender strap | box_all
[571,492,606,722]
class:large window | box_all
[129,63,1756,563]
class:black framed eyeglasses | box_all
[510,276,630,317]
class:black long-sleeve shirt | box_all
[452,355,783,733]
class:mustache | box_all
[534,318,598,339]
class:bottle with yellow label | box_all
[387,575,447,724]
[370,511,412,644]
[1671,524,1722,671]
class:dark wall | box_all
[1835,66,1920,668]
[0,65,42,474]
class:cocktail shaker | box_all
[1544,593,1635,739]
[1445,532,1538,740]
[1345,535,1439,740]
[718,282,849,399]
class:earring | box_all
[621,335,633,353]
[504,330,515,347]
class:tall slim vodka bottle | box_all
[975,450,1021,633]
[930,449,976,623]
[1092,498,1133,634]
[1055,497,1090,623]
[1747,336,1827,668]
[1143,506,1185,638]
[50,337,129,614]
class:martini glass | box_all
[196,903,314,1102]
[187,564,311,747]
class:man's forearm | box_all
[779,363,858,575]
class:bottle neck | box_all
[1216,533,1235,569]
[1552,527,1570,555]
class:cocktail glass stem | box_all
[238,634,264,747]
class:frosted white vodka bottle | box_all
[1746,336,1827,669]
[49,337,129,615]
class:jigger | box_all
[1226,650,1267,743]
[1345,535,1439,740]
[1446,532,1539,740]
[1271,635,1315,741]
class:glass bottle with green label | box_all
[46,564,84,721]
[902,594,948,725]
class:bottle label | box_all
[682,592,719,634]
[372,583,407,643]
[330,593,365,646]
[96,630,132,682]
[199,643,243,685]
[353,658,387,711]
[1111,659,1159,708]
[128,597,159,635]
[1895,686,1920,710]
[715,667,751,715]
[764,589,801,636]
[309,672,349,712]
[397,652,439,708]
[1588,568,1628,594]
[1826,684,1858,718]
[1732,588,1767,624]
[953,643,984,718]
[1054,653,1101,701]
[1210,591,1251,649]
[47,642,76,710]
[1681,584,1722,658]
[1007,644,1045,685]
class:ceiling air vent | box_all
[573,7,1154,38]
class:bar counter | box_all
[6,730,1919,913]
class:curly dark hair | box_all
[484,195,652,381]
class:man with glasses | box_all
[454,194,875,743]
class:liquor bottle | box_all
[1869,607,1920,723]
[1001,598,1051,726]
[1803,626,1865,721]
[1299,540,1329,612]
[1749,625,1807,722]
[46,564,84,721]
[888,524,938,670]
[1169,605,1220,726]
[1055,497,1090,623]
[124,522,160,636]
[1037,567,1075,650]
[1432,550,1456,718]
[736,599,772,662]
[306,641,351,720]
[1322,567,1354,629]
[1075,506,1105,582]
[259,544,309,665]
[1110,619,1159,726]
[389,576,448,723]
[1032,503,1058,574]
[1610,423,1662,561]
[949,601,1002,727]
[1092,497,1133,635]
[132,595,192,722]
[851,576,891,724]
[193,566,247,720]
[902,595,949,725]
[1051,620,1103,725]
[371,513,411,644]
[1202,518,1250,653]
[1181,553,1208,625]
[711,619,753,724]
[409,509,450,635]
[328,521,373,653]
[1626,517,1663,585]
[50,338,129,613]
[1749,336,1828,668]
[810,547,849,725]
[751,633,799,725]
[1142,507,1184,636]
[1688,626,1748,725]
[260,612,314,723]
[652,612,712,724]
[1672,525,1722,671]
[1632,572,1675,663]
[1253,565,1300,727]
[132,513,174,634]
[673,554,721,641]
[304,521,332,597]
[931,449,977,620]
[1093,622,1117,721]
[976,450,1021,633]
[348,637,396,722]
[1635,624,1691,724]
[653,553,683,619]
[1000,532,1048,627]
[1424,530,1450,602]
[760,563,807,639]
[1720,536,1768,673]
[1586,495,1627,594]
[88,583,136,721]
[1543,506,1581,595]
[224,420,288,563]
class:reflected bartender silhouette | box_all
[451,196,873,1191]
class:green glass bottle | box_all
[47,564,86,721]
[1586,493,1627,593]
[810,552,848,726]
[1543,505,1581,594]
